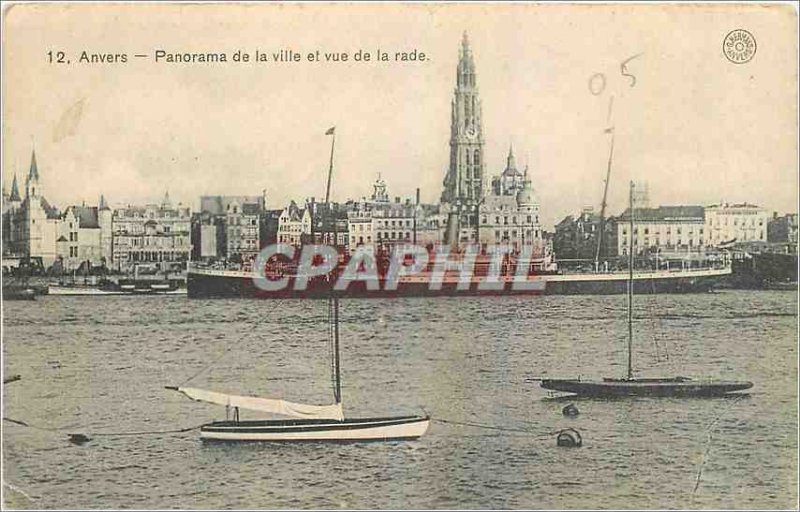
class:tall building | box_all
[4,151,64,266]
[441,32,485,244]
[441,32,485,205]
[439,33,544,251]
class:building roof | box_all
[200,195,263,215]
[617,205,704,222]
[71,205,100,228]
[241,203,261,215]
[22,196,61,219]
[706,202,763,210]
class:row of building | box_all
[3,146,795,275]
[2,151,191,274]
[554,201,798,264]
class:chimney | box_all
[416,188,421,206]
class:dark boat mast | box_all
[324,127,342,405]
[627,180,634,380]
[595,129,615,269]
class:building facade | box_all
[277,200,311,245]
[616,205,706,256]
[192,194,266,263]
[478,147,543,253]
[111,194,191,272]
[554,207,618,264]
[767,212,798,245]
[704,202,770,246]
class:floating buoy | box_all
[68,433,90,445]
[562,403,579,417]
[556,428,582,447]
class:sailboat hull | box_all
[540,378,753,397]
[199,415,430,442]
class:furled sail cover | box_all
[173,387,344,420]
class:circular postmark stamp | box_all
[723,29,757,64]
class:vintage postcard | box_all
[2,2,797,510]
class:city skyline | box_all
[3,4,797,229]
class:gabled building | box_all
[277,200,311,246]
[57,198,113,270]
[553,207,618,264]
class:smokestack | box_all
[416,188,421,206]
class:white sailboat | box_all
[168,296,429,442]
[169,127,429,441]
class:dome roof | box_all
[516,178,537,207]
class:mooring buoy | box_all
[562,403,579,417]
[68,433,90,445]
[556,428,582,447]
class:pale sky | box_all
[3,3,797,228]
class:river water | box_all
[2,290,797,509]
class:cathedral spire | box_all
[442,32,485,205]
[28,149,39,182]
[457,31,476,89]
[9,173,21,201]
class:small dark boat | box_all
[541,377,753,397]
[541,182,753,398]
[2,286,36,301]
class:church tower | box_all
[26,149,41,200]
[441,32,485,205]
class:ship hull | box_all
[540,378,753,397]
[187,267,731,299]
[200,415,430,442]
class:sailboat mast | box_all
[627,180,634,380]
[325,130,336,205]
[595,130,615,268]
[333,295,341,403]
[324,127,342,405]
